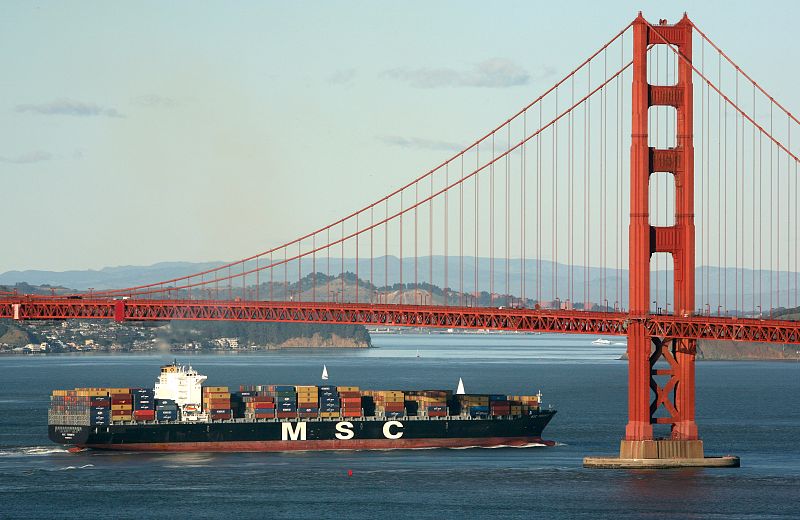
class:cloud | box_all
[384,58,550,89]
[132,94,179,108]
[378,135,464,152]
[328,68,357,85]
[0,150,55,164]
[15,98,124,118]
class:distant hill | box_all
[1,257,797,312]
[0,261,225,291]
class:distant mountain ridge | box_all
[0,261,225,291]
[1,257,795,311]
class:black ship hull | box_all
[49,411,556,452]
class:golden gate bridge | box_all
[4,13,799,466]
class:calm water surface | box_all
[0,333,798,519]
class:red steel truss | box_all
[3,298,800,344]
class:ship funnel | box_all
[456,377,465,395]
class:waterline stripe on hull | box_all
[83,436,553,452]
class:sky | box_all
[1,0,798,273]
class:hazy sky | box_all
[1,1,797,273]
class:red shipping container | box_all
[340,397,362,404]
[111,410,132,416]
[383,403,405,411]
[246,396,274,403]
[254,413,275,419]
[276,411,297,419]
[111,398,132,405]
[247,404,275,410]
[133,410,155,420]
[427,410,447,417]
[204,399,230,407]
[342,410,362,417]
[338,391,361,398]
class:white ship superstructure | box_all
[154,362,207,410]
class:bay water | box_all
[1,333,798,519]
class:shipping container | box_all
[203,386,229,393]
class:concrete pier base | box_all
[583,439,740,469]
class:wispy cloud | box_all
[0,150,55,164]
[132,94,179,108]
[15,98,123,118]
[384,58,551,89]
[378,135,464,152]
[328,68,357,85]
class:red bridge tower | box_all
[623,13,703,460]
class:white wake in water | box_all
[448,442,549,450]
[0,446,71,457]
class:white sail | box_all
[321,365,329,380]
[456,377,465,395]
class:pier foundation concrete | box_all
[583,440,740,469]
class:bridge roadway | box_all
[2,297,800,344]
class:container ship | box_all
[48,362,556,452]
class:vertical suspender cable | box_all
[460,153,464,306]
[491,132,495,305]
[553,88,558,304]
[522,111,527,305]
[385,199,388,303]
[717,52,725,315]
[539,103,542,304]
[414,182,418,303]
[602,48,607,309]
[585,61,590,308]
[506,123,510,304]
[400,191,404,299]
[569,75,574,305]
[444,162,448,305]
[475,145,480,305]
[355,214,359,303]
[430,171,434,304]
[519,110,528,306]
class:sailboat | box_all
[415,348,420,358]
[456,377,465,395]
[321,365,329,381]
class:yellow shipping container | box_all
[77,390,109,397]
[112,415,132,421]
[295,386,317,392]
[107,388,131,394]
[203,386,229,393]
[320,412,341,418]
[203,392,231,400]
[52,390,68,397]
[337,386,359,392]
[111,404,133,411]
